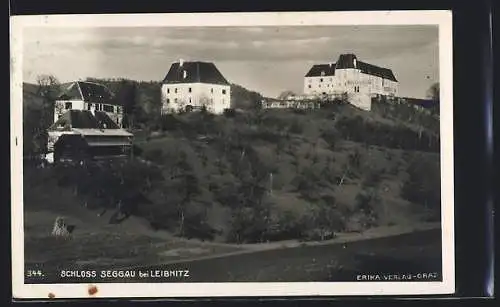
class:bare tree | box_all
[426,82,440,102]
[426,82,440,116]
[28,74,60,157]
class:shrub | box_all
[143,148,164,164]
[354,189,381,228]
[401,156,441,220]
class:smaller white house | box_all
[161,60,231,114]
[54,81,124,127]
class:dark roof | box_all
[304,64,336,77]
[70,110,103,129]
[357,61,398,82]
[54,134,132,150]
[335,54,358,70]
[94,111,120,129]
[162,61,230,85]
[49,110,104,130]
[57,81,119,105]
[306,54,398,82]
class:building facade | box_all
[161,60,231,114]
[46,110,133,164]
[304,54,399,98]
[54,81,124,127]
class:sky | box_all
[23,25,439,99]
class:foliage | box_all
[230,83,264,110]
[401,156,441,220]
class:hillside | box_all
[22,79,441,245]
[132,104,440,243]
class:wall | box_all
[161,82,231,114]
[348,92,372,111]
[303,69,399,98]
[304,75,337,95]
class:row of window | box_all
[165,98,217,104]
[87,103,121,113]
[166,87,227,95]
[308,78,334,83]
[63,102,121,113]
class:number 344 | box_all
[26,270,44,277]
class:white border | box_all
[10,11,454,299]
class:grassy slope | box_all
[22,82,441,267]
[138,105,439,238]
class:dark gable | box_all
[305,54,398,82]
[162,61,230,85]
[305,64,336,77]
[57,81,120,105]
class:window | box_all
[65,102,72,110]
[189,98,192,103]
[320,78,323,82]
[175,88,178,93]
[87,103,92,110]
[174,98,178,103]
[166,98,170,104]
[222,89,227,95]
[167,88,170,94]
[103,105,114,112]
[211,88,214,94]
[308,85,311,88]
[189,87,192,93]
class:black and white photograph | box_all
[10,11,454,298]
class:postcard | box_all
[10,10,454,299]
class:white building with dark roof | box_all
[54,81,124,127]
[161,60,231,114]
[304,54,399,98]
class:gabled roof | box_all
[49,110,128,133]
[357,61,398,82]
[304,64,336,77]
[57,81,120,105]
[305,53,398,82]
[162,61,230,85]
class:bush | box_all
[223,108,236,117]
[401,156,441,220]
[354,189,380,228]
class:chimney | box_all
[179,58,184,67]
[183,70,187,79]
[353,58,357,69]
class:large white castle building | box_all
[161,60,231,114]
[304,54,399,98]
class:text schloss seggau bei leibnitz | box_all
[60,269,191,279]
